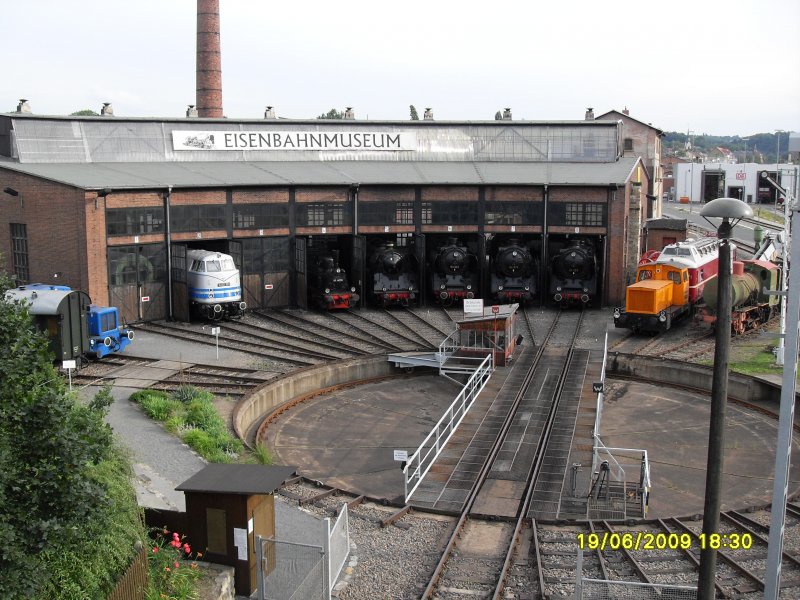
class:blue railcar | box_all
[4,284,134,363]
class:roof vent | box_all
[101,102,114,116]
[623,106,630,116]
[423,107,434,120]
[502,107,512,120]
[344,107,355,120]
[585,107,594,120]
[16,99,31,113]
[186,104,199,118]
[264,106,276,119]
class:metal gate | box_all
[294,237,307,309]
[170,243,190,322]
[256,538,326,600]
[352,235,366,308]
[414,233,425,305]
[108,244,167,324]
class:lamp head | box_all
[700,197,752,238]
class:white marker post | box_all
[211,326,220,360]
[62,359,77,392]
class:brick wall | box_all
[0,169,89,292]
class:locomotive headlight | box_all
[350,287,356,292]
[556,286,562,292]
[409,285,413,291]
[440,284,446,290]
[658,311,667,323]
[613,308,621,319]
[583,287,588,293]
[466,285,472,290]
[524,286,530,291]
[498,285,503,291]
[325,288,331,294]
[382,287,387,291]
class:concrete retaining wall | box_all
[233,355,401,444]
[606,352,793,405]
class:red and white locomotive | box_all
[644,236,722,304]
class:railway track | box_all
[250,309,383,355]
[535,508,800,599]
[420,309,586,599]
[134,321,318,368]
[71,353,275,397]
[327,309,426,352]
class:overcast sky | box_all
[3,0,798,136]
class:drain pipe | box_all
[165,185,173,320]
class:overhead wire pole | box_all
[763,170,799,600]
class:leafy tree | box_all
[317,108,344,119]
[410,105,419,120]
[70,109,99,116]
[0,267,119,596]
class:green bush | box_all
[38,446,148,600]
[139,394,182,421]
[185,397,224,431]
[172,384,214,405]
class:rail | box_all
[403,352,493,503]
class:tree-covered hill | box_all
[663,131,791,163]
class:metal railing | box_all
[257,538,326,600]
[593,331,609,440]
[404,352,493,502]
[324,505,350,596]
[591,437,651,519]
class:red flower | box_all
[152,547,159,553]
[183,543,191,553]
[174,562,180,569]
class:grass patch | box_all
[132,385,243,462]
[754,207,785,226]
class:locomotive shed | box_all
[1,111,660,323]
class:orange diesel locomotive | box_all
[613,237,721,333]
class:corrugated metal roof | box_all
[0,158,640,189]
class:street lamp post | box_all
[697,197,753,600]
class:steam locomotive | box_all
[430,237,479,305]
[549,238,597,305]
[309,252,359,310]
[187,249,247,321]
[694,259,780,334]
[490,239,537,304]
[369,242,418,307]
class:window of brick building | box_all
[106,207,165,236]
[10,223,29,284]
[233,204,289,229]
[624,138,634,151]
[563,203,606,227]
[300,203,349,227]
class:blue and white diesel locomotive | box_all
[187,249,247,320]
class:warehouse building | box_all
[0,109,650,323]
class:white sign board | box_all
[62,360,77,370]
[173,131,417,152]
[463,298,484,316]
[211,327,220,335]
[393,450,408,462]
[233,527,248,561]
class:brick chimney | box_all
[101,102,114,116]
[197,0,223,118]
[16,99,31,113]
[585,107,594,120]
[623,106,630,116]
